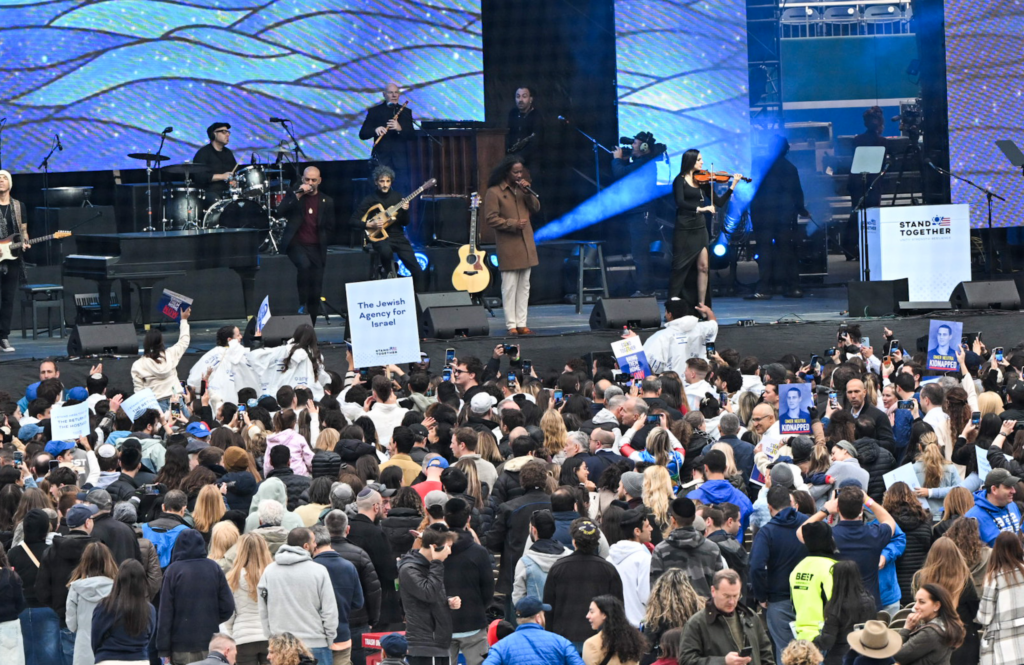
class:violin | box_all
[692,169,752,184]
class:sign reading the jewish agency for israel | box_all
[346,278,421,369]
[926,319,963,372]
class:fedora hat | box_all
[847,620,903,658]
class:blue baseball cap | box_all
[18,423,43,441]
[186,422,211,438]
[45,440,77,457]
[379,633,407,656]
[425,456,449,470]
[515,596,552,617]
[66,503,99,528]
[25,382,40,401]
[66,386,88,402]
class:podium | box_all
[863,204,971,301]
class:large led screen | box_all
[0,0,483,173]
[945,0,1024,228]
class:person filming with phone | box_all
[679,569,774,665]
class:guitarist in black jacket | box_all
[0,169,29,352]
[351,166,424,291]
[277,165,335,323]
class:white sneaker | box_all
[0,338,14,352]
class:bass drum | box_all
[202,198,269,229]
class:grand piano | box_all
[63,229,260,327]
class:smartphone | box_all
[522,359,532,376]
[359,367,369,381]
[706,342,716,356]
[507,370,517,390]
[170,401,181,415]
[972,411,981,426]
[553,389,563,404]
[995,347,1004,362]
[503,344,519,358]
[445,348,456,365]
[888,339,899,355]
[48,460,60,473]
[828,390,839,408]
[962,335,968,346]
[810,354,820,371]
[740,646,753,659]
[442,368,452,382]
[646,414,660,426]
[238,404,246,414]
[13,451,22,467]
[826,347,836,357]
[898,400,915,410]
[142,484,161,496]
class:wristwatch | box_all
[819,508,830,517]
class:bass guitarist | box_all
[0,169,29,352]
[352,165,423,290]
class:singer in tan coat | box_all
[484,156,540,335]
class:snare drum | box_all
[234,164,268,198]
[162,187,205,229]
[202,198,269,230]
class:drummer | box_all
[193,121,237,199]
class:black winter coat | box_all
[486,488,552,594]
[893,509,932,606]
[90,512,143,565]
[106,473,143,503]
[263,468,310,512]
[443,529,494,633]
[9,509,49,608]
[221,470,258,513]
[0,568,26,623]
[347,514,400,625]
[398,551,451,658]
[853,437,896,503]
[335,438,377,463]
[330,536,381,627]
[311,450,343,479]
[543,551,623,643]
[156,529,234,655]
[814,590,876,665]
[36,531,95,624]
[380,507,422,557]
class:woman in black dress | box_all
[669,149,743,312]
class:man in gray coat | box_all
[258,527,339,665]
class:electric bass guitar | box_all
[0,230,71,263]
[451,193,490,293]
[362,178,437,242]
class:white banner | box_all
[345,278,421,368]
[865,203,971,301]
[50,401,91,441]
[121,388,161,421]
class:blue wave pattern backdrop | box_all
[0,0,483,172]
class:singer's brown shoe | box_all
[517,327,535,335]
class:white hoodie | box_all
[642,316,718,374]
[607,540,652,627]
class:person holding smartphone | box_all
[678,569,773,665]
[398,524,460,663]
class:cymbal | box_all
[164,162,213,175]
[127,152,170,162]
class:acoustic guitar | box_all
[0,230,71,263]
[362,178,437,242]
[451,193,490,294]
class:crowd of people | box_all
[1,307,1024,665]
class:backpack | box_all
[141,523,188,568]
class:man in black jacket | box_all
[276,165,335,322]
[443,498,494,665]
[350,165,423,290]
[611,130,667,297]
[326,510,381,665]
[398,525,457,665]
[263,444,310,511]
[359,82,416,193]
[843,378,896,449]
[852,417,896,503]
[106,444,157,503]
[704,504,749,603]
[85,489,142,565]
[347,488,400,630]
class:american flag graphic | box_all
[939,217,951,226]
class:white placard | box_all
[883,462,929,510]
[121,388,161,421]
[864,203,971,301]
[345,278,421,368]
[50,402,91,441]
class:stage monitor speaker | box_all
[241,314,311,347]
[420,305,489,339]
[67,323,138,356]
[949,280,1021,311]
[847,279,910,317]
[589,297,661,330]
[416,291,473,313]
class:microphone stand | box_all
[853,160,890,282]
[280,120,305,184]
[37,137,60,261]
[0,118,6,171]
[929,161,1006,278]
[155,130,169,230]
[411,118,443,246]
[560,116,614,192]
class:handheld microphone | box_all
[270,117,290,124]
[557,115,568,123]
[162,126,173,134]
[517,180,540,199]
[56,134,63,151]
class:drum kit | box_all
[127,147,292,253]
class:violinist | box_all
[669,149,744,313]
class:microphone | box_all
[162,126,173,134]
[557,115,569,123]
[270,117,289,124]
[251,152,256,165]
[55,134,63,151]
[517,180,540,199]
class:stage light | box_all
[396,252,430,277]
[713,242,727,257]
[489,254,499,268]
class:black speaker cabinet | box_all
[242,314,311,347]
[589,297,661,330]
[416,291,473,313]
[847,279,910,317]
[950,280,1021,311]
[29,206,116,265]
[67,323,138,356]
[420,195,470,244]
[420,305,489,339]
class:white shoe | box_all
[0,338,14,352]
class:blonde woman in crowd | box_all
[225,534,274,665]
[642,466,674,538]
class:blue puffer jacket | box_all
[875,521,906,608]
[685,479,754,543]
[966,490,1023,545]
[482,623,585,665]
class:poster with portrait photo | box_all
[926,320,963,372]
[779,384,813,436]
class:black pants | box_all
[372,232,423,291]
[407,657,450,665]
[754,222,800,293]
[287,242,325,322]
[0,260,21,339]
[628,212,654,293]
